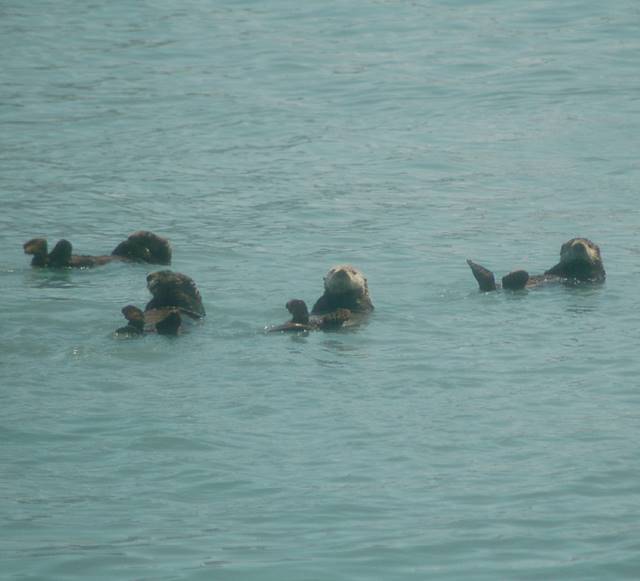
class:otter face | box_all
[323,265,367,297]
[559,238,602,267]
[546,237,605,282]
[312,264,373,315]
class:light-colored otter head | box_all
[323,264,368,297]
[312,264,374,315]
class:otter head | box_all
[312,264,373,315]
[323,264,368,297]
[146,270,205,317]
[112,231,172,265]
[547,238,605,282]
[24,238,49,266]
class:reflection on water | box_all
[24,269,74,289]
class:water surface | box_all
[2,1,640,579]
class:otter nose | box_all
[572,241,587,254]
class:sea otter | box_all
[468,238,606,291]
[23,231,171,268]
[267,299,352,333]
[311,264,374,315]
[115,270,205,337]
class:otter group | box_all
[24,234,605,337]
[24,230,199,336]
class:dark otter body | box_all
[115,271,205,337]
[268,299,352,333]
[468,238,605,292]
[24,231,171,268]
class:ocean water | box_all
[2,0,640,579]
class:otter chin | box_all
[311,264,374,315]
[468,237,605,291]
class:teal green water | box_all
[2,1,640,579]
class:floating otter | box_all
[268,265,373,332]
[115,270,205,337]
[468,238,606,291]
[311,264,374,315]
[24,231,171,268]
[267,299,352,333]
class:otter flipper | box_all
[155,309,182,336]
[501,270,529,291]
[467,260,497,292]
[115,305,145,337]
[318,308,352,330]
[267,299,313,333]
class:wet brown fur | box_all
[115,271,204,337]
